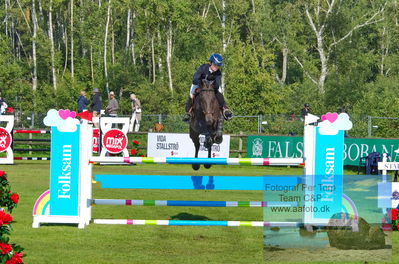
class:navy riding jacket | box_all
[192,64,221,91]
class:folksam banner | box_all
[49,125,81,216]
[312,128,344,221]
[248,136,399,165]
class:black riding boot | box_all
[215,92,233,120]
[182,96,192,122]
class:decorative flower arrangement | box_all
[388,208,399,231]
[130,140,144,157]
[0,171,24,264]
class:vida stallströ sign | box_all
[247,135,399,166]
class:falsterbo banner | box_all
[248,135,399,166]
[147,133,230,158]
[49,125,81,216]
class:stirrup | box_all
[223,108,233,120]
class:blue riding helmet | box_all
[209,53,224,66]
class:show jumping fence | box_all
[32,112,348,232]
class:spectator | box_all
[301,103,311,120]
[106,91,118,117]
[77,91,90,113]
[91,88,102,115]
[0,96,7,115]
[129,93,142,132]
[91,88,102,128]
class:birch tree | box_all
[104,0,111,95]
[48,0,57,90]
[297,0,386,93]
[166,19,173,93]
[70,0,74,82]
[31,0,38,91]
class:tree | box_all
[296,0,386,94]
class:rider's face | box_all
[210,63,219,72]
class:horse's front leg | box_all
[214,117,224,144]
[204,133,213,169]
[190,128,201,170]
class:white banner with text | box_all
[147,133,230,158]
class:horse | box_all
[189,79,224,170]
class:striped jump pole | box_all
[14,157,50,161]
[90,156,304,166]
[13,129,51,134]
[13,148,50,152]
[92,199,298,207]
[93,219,301,227]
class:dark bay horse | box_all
[189,79,224,170]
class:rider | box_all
[182,53,233,122]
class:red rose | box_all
[140,155,144,157]
[0,243,12,254]
[391,208,398,220]
[6,107,13,113]
[5,252,24,264]
[396,222,399,231]
[133,140,139,145]
[10,193,19,204]
[130,149,137,156]
[0,211,12,225]
[0,171,5,177]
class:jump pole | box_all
[90,156,304,166]
[32,110,350,229]
[93,219,301,227]
[92,199,298,207]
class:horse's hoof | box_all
[214,136,223,144]
[192,164,200,170]
[205,136,213,149]
[204,164,212,169]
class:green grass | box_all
[2,162,397,263]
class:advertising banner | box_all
[312,128,344,221]
[49,125,81,216]
[0,127,12,152]
[147,133,230,158]
[102,129,127,154]
[248,135,399,165]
